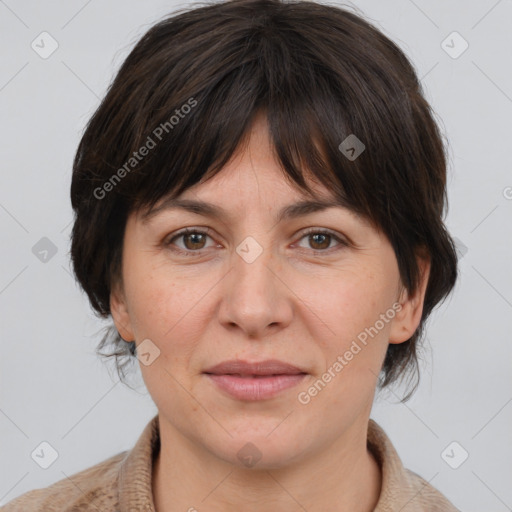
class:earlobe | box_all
[110,284,135,342]
[389,251,431,345]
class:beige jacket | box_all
[1,415,460,511]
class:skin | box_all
[111,112,431,512]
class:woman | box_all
[3,0,460,510]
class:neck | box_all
[152,416,381,512]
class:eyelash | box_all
[164,227,348,257]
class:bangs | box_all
[97,11,409,234]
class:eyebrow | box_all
[140,196,359,225]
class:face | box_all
[111,112,430,469]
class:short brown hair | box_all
[70,0,458,400]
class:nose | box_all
[217,237,293,338]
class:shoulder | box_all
[400,468,461,511]
[1,450,128,512]
[367,419,461,512]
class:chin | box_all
[210,428,307,470]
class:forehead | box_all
[138,169,373,230]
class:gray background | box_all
[1,1,511,510]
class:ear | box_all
[388,248,431,345]
[110,280,135,342]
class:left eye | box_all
[295,229,347,252]
[165,228,347,255]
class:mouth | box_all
[202,359,308,401]
[203,358,306,376]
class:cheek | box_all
[301,267,394,398]
[296,273,391,417]
[127,272,204,397]
[123,259,194,344]
[304,269,390,345]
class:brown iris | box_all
[182,232,207,250]
[308,233,331,250]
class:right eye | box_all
[165,227,217,255]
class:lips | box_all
[203,359,307,377]
[203,359,308,400]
